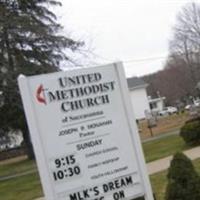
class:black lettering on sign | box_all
[69,186,100,200]
[58,73,102,88]
[113,190,125,200]
[103,176,133,193]
[76,139,102,151]
[69,190,89,200]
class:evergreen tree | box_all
[0,0,83,158]
[165,152,200,200]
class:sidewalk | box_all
[147,146,200,175]
[34,146,200,200]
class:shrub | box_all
[165,152,200,200]
[180,117,200,145]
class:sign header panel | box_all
[18,63,153,200]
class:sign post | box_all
[18,62,154,200]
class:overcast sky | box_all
[55,0,196,77]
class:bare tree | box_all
[143,2,200,107]
[169,2,200,86]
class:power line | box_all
[123,56,167,63]
[61,54,169,69]
[92,53,168,63]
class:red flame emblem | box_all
[36,84,46,105]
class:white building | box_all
[127,77,150,119]
[148,96,166,113]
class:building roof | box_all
[127,77,148,90]
[148,96,166,103]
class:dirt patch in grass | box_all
[138,113,189,140]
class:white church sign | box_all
[18,62,153,200]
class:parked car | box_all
[185,104,192,110]
[159,106,178,116]
[185,104,199,110]
[194,99,200,107]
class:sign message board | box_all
[18,62,153,200]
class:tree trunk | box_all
[22,125,35,160]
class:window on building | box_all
[150,102,157,109]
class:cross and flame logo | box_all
[36,84,46,105]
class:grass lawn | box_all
[142,134,188,162]
[150,158,200,200]
[0,159,36,177]
[0,172,43,200]
[1,158,200,200]
[0,132,196,200]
